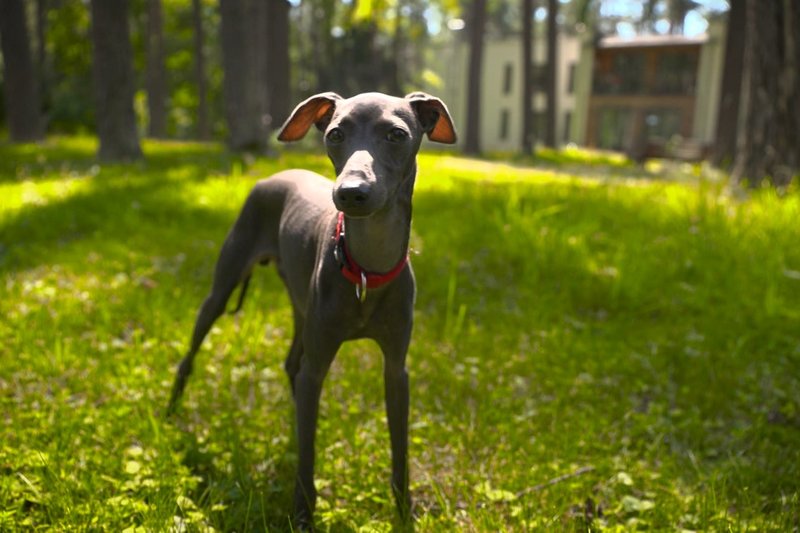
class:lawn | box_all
[1,137,799,531]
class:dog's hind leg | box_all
[284,311,304,397]
[168,253,254,414]
[228,274,252,315]
[167,195,276,415]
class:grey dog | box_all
[167,91,456,526]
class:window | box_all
[563,111,572,143]
[644,108,682,141]
[596,107,633,150]
[654,51,698,94]
[593,51,646,94]
[503,63,514,95]
[533,111,547,137]
[499,109,510,140]
[531,64,547,90]
[613,52,646,93]
[567,63,576,94]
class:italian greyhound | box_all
[167,92,456,527]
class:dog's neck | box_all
[341,170,415,274]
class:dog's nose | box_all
[335,180,371,208]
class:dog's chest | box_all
[333,291,390,340]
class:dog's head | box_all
[278,92,456,217]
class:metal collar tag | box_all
[356,271,367,302]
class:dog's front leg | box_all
[378,325,413,521]
[384,356,411,519]
[292,333,339,529]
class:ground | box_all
[1,137,799,531]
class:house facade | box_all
[434,22,726,155]
[582,28,725,157]
[435,32,582,152]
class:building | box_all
[580,27,725,158]
[435,22,726,157]
[435,32,582,152]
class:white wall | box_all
[432,32,581,152]
[480,39,522,152]
[431,40,469,147]
[693,21,725,143]
[433,23,729,153]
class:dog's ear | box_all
[405,92,457,144]
[278,92,343,142]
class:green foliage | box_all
[161,0,223,138]
[130,0,223,138]
[290,0,440,97]
[1,138,799,530]
[44,1,94,133]
[37,0,222,137]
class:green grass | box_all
[1,136,799,531]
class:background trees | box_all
[266,0,291,129]
[219,0,269,152]
[731,0,799,187]
[710,0,743,169]
[191,0,211,140]
[464,0,487,155]
[146,0,167,138]
[0,0,44,142]
[90,0,142,160]
[544,0,558,148]
[520,0,535,154]
[0,0,797,186]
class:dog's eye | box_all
[326,128,345,144]
[386,127,409,143]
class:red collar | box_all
[333,212,408,291]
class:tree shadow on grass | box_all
[0,138,236,184]
[0,141,334,275]
[0,138,97,182]
[172,419,298,531]
[171,407,389,532]
[0,164,239,274]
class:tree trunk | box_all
[544,0,558,148]
[370,24,380,94]
[220,0,249,149]
[464,0,487,156]
[732,0,800,187]
[710,0,744,168]
[521,0,535,154]
[192,0,210,140]
[220,0,269,152]
[666,0,690,35]
[266,0,291,128]
[408,4,429,91]
[146,0,167,138]
[0,0,44,142]
[36,0,47,113]
[250,0,269,140]
[312,0,336,94]
[639,0,658,33]
[389,0,405,96]
[90,0,142,160]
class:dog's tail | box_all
[228,256,273,314]
[229,274,251,314]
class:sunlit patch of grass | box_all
[1,137,799,530]
[482,145,633,170]
[533,145,633,168]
